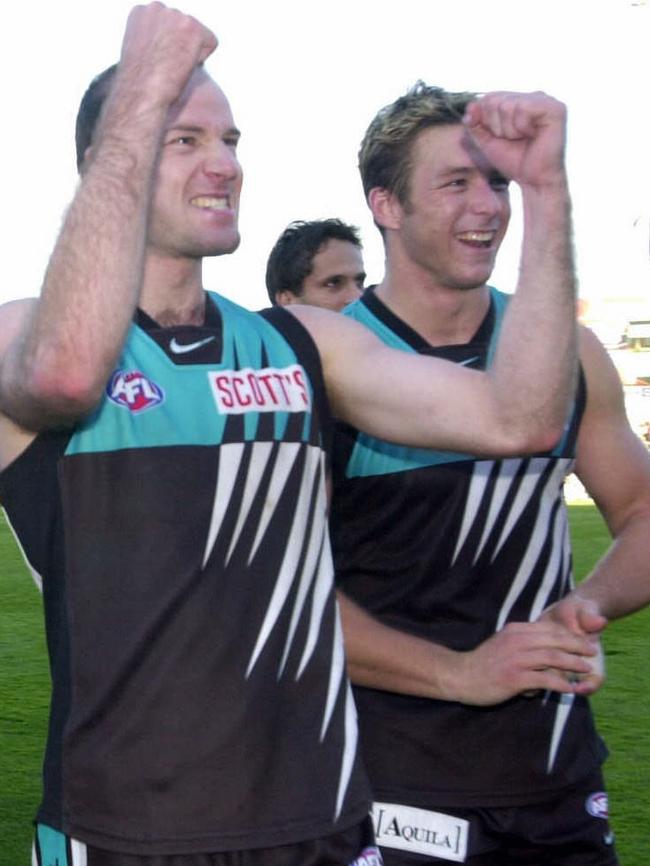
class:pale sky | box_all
[1,0,648,321]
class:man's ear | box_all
[368,187,403,232]
[276,289,301,307]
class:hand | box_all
[119,2,218,108]
[463,91,568,190]
[445,620,600,706]
[539,595,607,694]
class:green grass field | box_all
[1,505,649,863]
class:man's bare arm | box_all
[295,92,577,455]
[0,4,217,431]
[543,327,650,637]
[338,592,598,705]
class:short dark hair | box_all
[75,64,118,171]
[265,219,362,305]
[359,81,476,207]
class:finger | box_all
[507,622,598,657]
[576,606,608,635]
[524,648,595,674]
[520,671,581,695]
[189,16,218,64]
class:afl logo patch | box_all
[107,370,165,413]
[586,791,609,819]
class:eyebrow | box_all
[167,124,241,139]
[438,165,508,182]
[323,271,367,282]
[437,165,473,179]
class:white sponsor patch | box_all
[208,365,311,415]
[372,802,469,862]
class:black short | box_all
[32,818,382,866]
[372,771,619,865]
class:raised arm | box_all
[293,92,577,456]
[0,3,216,431]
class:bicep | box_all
[323,322,497,453]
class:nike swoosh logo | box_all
[459,355,480,367]
[603,832,615,846]
[169,336,216,354]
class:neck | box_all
[140,253,207,326]
[376,256,492,347]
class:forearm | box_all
[569,510,650,621]
[0,90,166,429]
[0,5,216,431]
[339,591,457,700]
[490,180,577,449]
[338,591,596,705]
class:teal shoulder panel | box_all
[342,296,471,478]
[65,294,313,456]
[340,286,575,478]
[343,297,415,353]
[486,286,509,367]
[211,293,305,441]
[348,434,471,478]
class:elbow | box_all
[495,419,564,457]
[24,361,105,420]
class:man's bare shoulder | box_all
[0,297,37,355]
[0,299,41,468]
[577,323,624,402]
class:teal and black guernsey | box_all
[331,286,607,809]
[0,293,370,855]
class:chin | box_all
[202,232,241,258]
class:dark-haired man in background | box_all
[266,218,365,312]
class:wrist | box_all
[432,645,469,703]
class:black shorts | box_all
[371,771,619,865]
[32,818,383,866]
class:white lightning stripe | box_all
[278,473,327,676]
[529,505,569,621]
[560,506,574,592]
[202,442,245,567]
[321,609,346,742]
[547,692,575,772]
[2,507,44,592]
[473,458,522,564]
[452,461,493,564]
[248,442,301,565]
[496,460,570,631]
[491,457,549,562]
[334,682,360,821]
[71,839,88,866]
[225,441,274,565]
[246,447,320,677]
[297,531,335,679]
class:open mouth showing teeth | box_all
[191,196,229,211]
[458,231,494,248]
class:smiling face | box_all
[387,123,511,291]
[147,69,243,262]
